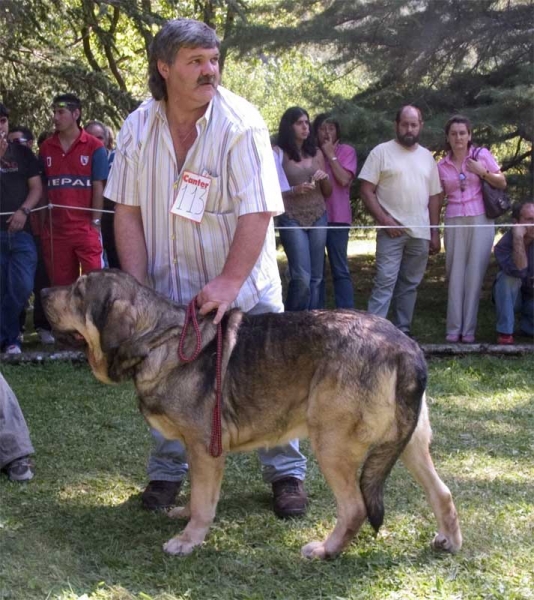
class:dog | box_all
[42,269,462,559]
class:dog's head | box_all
[42,270,152,384]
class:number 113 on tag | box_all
[170,171,211,223]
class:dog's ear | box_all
[91,297,136,354]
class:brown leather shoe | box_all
[141,480,182,511]
[272,477,308,519]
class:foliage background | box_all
[1,0,533,210]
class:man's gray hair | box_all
[148,18,220,101]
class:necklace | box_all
[176,124,197,145]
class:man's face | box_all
[158,46,220,109]
[317,122,338,145]
[396,108,422,148]
[8,131,33,150]
[52,105,80,133]
[0,115,8,139]
[519,204,534,239]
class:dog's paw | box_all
[301,541,328,560]
[163,535,198,556]
[431,532,462,554]
[167,504,191,520]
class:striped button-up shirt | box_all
[104,87,284,311]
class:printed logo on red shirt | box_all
[80,155,89,166]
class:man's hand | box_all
[429,230,441,255]
[6,210,27,233]
[512,224,527,241]
[196,275,241,324]
[0,133,7,159]
[381,214,405,238]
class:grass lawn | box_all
[1,237,533,599]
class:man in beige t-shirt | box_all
[359,105,441,335]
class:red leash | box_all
[178,298,223,457]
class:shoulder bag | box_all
[472,147,511,219]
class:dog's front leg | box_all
[163,446,225,556]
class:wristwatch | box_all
[19,207,31,216]
[92,218,101,226]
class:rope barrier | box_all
[0,203,525,230]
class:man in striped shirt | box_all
[105,18,308,518]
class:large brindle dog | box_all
[42,269,462,559]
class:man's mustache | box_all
[197,75,216,85]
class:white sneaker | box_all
[37,328,55,344]
[5,345,22,354]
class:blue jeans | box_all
[278,212,327,311]
[147,290,307,484]
[493,271,534,336]
[368,231,429,334]
[0,231,37,350]
[322,223,354,309]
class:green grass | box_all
[0,357,533,600]
[2,238,533,599]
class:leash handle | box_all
[177,297,224,457]
[178,297,202,362]
[209,321,224,457]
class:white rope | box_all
[1,203,524,229]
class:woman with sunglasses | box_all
[437,115,506,343]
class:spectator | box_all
[9,126,55,345]
[438,115,507,343]
[313,113,357,309]
[39,94,108,286]
[0,373,35,481]
[85,120,120,269]
[273,107,331,311]
[104,18,308,517]
[359,105,441,337]
[7,126,35,151]
[493,201,534,345]
[0,102,42,354]
[105,125,115,153]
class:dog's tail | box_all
[359,438,409,532]
[360,358,426,532]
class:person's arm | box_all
[313,149,332,198]
[91,180,104,225]
[466,149,507,190]
[323,143,354,188]
[512,226,528,271]
[360,179,404,238]
[6,175,43,233]
[197,211,272,324]
[428,193,442,255]
[113,204,148,284]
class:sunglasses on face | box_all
[12,138,29,144]
[459,172,467,192]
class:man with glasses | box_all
[8,126,35,151]
[359,105,442,337]
[0,102,42,353]
[39,94,108,286]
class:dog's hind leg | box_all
[163,446,225,556]
[400,399,462,553]
[302,438,369,560]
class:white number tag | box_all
[170,170,211,223]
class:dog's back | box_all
[218,310,427,534]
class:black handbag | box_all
[472,147,511,219]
